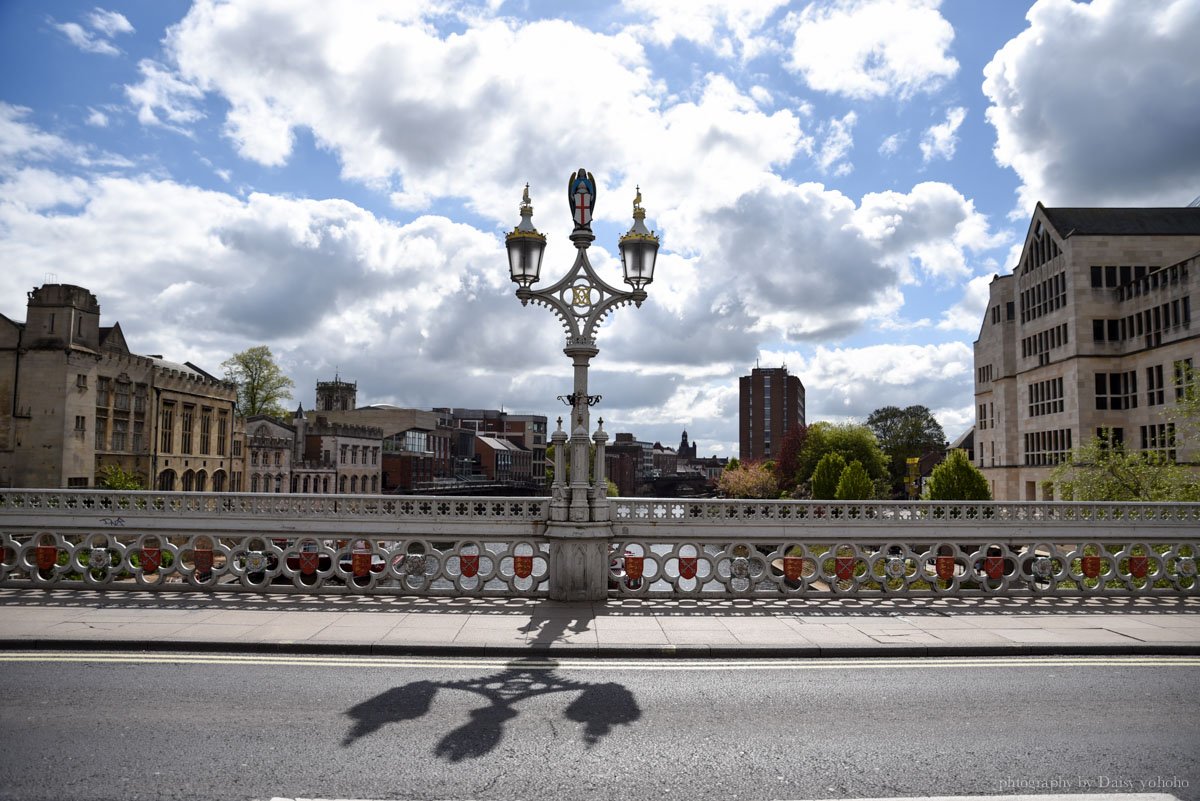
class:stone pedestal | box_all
[545,521,611,601]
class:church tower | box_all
[315,376,357,411]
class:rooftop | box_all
[1041,206,1200,237]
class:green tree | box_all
[718,460,779,499]
[867,405,946,497]
[810,452,846,500]
[925,449,991,500]
[774,422,808,491]
[1049,435,1198,502]
[221,345,295,418]
[797,422,888,487]
[1167,362,1199,449]
[834,460,874,500]
[96,464,144,490]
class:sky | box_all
[2,0,1199,458]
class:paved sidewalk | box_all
[1,588,1198,657]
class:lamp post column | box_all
[566,343,597,523]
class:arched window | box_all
[339,475,347,493]
[323,476,330,493]
[196,471,207,492]
[251,474,260,493]
[351,476,358,493]
[182,470,195,492]
[291,475,299,493]
[157,470,176,491]
[371,475,378,493]
[275,474,283,493]
[212,471,226,492]
[303,475,310,493]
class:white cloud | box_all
[52,8,134,56]
[785,0,958,99]
[125,60,205,128]
[0,103,79,164]
[131,1,807,237]
[815,111,856,175]
[920,106,965,163]
[878,132,904,156]
[937,273,995,333]
[853,182,1005,282]
[620,0,788,60]
[85,108,109,128]
[88,9,135,37]
[984,0,1200,210]
[764,342,973,433]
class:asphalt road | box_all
[0,653,1196,801]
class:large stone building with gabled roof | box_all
[0,283,239,490]
[974,205,1200,500]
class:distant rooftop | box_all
[1041,206,1200,237]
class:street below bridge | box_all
[0,653,1196,801]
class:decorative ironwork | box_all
[556,392,602,407]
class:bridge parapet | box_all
[1,491,1197,598]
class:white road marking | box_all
[1,651,1198,671]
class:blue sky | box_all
[2,0,1198,457]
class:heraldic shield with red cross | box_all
[569,168,596,229]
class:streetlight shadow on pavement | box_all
[340,656,641,760]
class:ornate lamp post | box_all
[506,169,658,600]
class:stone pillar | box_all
[545,521,611,601]
[590,418,609,522]
[550,417,568,522]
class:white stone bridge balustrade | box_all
[1,490,1197,599]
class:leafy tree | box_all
[797,422,888,487]
[718,460,779,499]
[1049,436,1198,502]
[97,464,144,490]
[834,460,874,500]
[809,452,846,500]
[867,405,946,496]
[925,449,991,501]
[221,345,295,418]
[774,422,808,491]
[1167,362,1199,450]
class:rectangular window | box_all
[112,418,127,451]
[76,373,88,389]
[233,439,242,457]
[181,405,194,455]
[200,408,212,455]
[134,386,148,414]
[217,412,228,456]
[1147,364,1165,406]
[67,477,89,488]
[160,403,175,453]
[1176,358,1195,400]
[133,421,144,452]
[96,377,111,408]
[115,382,130,411]
[95,416,107,450]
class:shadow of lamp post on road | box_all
[341,657,642,760]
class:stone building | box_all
[0,284,238,490]
[974,205,1200,500]
[739,366,805,462]
[244,416,295,494]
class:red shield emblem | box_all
[460,554,479,578]
[352,550,371,578]
[678,556,697,580]
[984,556,1004,580]
[835,556,855,581]
[783,556,804,581]
[142,547,161,574]
[193,548,213,573]
[36,544,57,571]
[514,555,533,579]
[1082,555,1101,579]
[625,555,644,581]
[1129,555,1148,578]
[299,551,319,576]
[936,555,955,581]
